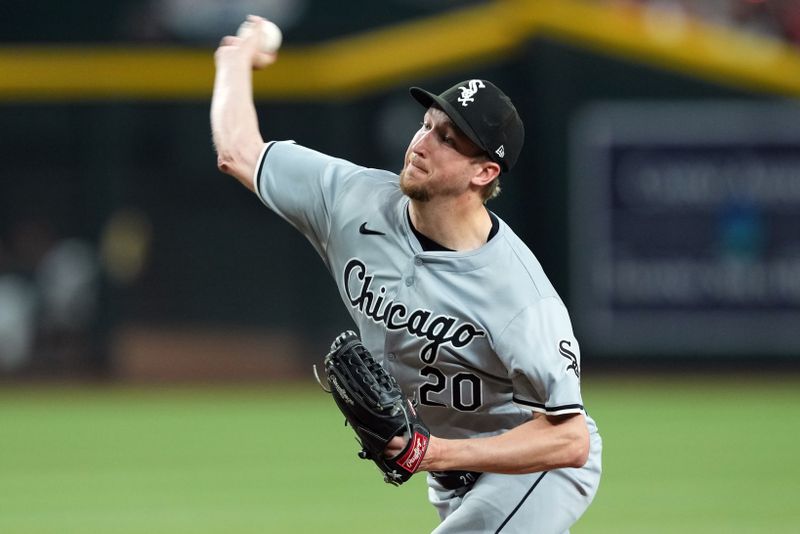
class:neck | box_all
[408,196,492,251]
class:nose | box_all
[411,127,434,156]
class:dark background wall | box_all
[0,1,797,378]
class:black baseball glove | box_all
[315,330,430,486]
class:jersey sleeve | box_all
[495,297,585,416]
[253,141,363,257]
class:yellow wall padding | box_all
[1,0,798,101]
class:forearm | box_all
[210,19,275,191]
[210,57,264,191]
[422,413,590,474]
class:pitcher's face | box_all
[400,107,488,202]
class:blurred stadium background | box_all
[1,0,799,532]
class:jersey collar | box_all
[399,198,506,272]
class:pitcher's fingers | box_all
[219,35,241,47]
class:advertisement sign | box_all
[570,102,800,355]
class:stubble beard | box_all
[400,166,467,203]
[399,168,431,202]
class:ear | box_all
[471,161,501,187]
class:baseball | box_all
[237,19,282,54]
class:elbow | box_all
[216,151,254,192]
[552,414,590,469]
[568,434,590,468]
[214,143,259,192]
[565,426,590,468]
[216,150,236,175]
[214,135,248,175]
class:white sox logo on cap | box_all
[409,79,524,171]
[457,80,486,107]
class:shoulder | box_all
[257,140,400,202]
[262,141,396,182]
[493,218,560,302]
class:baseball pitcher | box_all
[211,16,602,533]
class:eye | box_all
[442,134,456,147]
[420,121,431,131]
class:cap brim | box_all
[409,87,487,156]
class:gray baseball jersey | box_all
[254,141,601,533]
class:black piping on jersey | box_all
[253,141,279,195]
[495,471,548,533]
[512,396,584,413]
[487,212,499,240]
[407,208,499,252]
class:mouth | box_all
[408,156,427,174]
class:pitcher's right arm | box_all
[210,16,276,191]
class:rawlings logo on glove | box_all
[398,430,428,473]
[314,330,430,486]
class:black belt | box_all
[430,470,482,490]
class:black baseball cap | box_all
[409,79,524,172]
